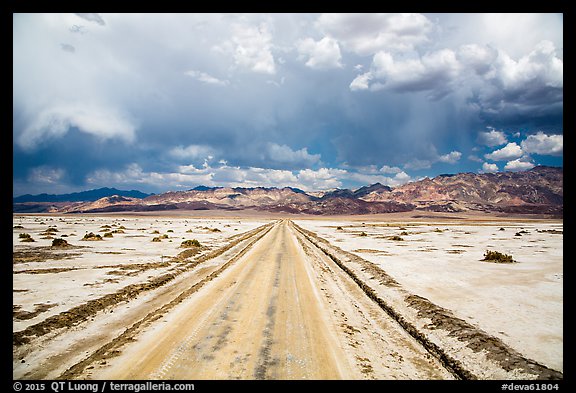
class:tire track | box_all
[57,221,276,379]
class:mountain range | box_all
[13,166,563,216]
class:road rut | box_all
[79,220,455,379]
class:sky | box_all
[13,13,563,196]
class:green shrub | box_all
[482,250,514,263]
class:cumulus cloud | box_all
[352,49,460,98]
[457,44,498,76]
[265,143,321,168]
[231,23,276,74]
[169,144,217,160]
[404,149,462,170]
[17,103,136,150]
[87,162,352,192]
[317,13,433,55]
[297,168,345,190]
[379,165,403,174]
[504,159,535,171]
[438,151,462,164]
[472,40,563,119]
[484,142,523,161]
[477,128,508,147]
[297,36,342,69]
[481,162,499,173]
[520,131,563,156]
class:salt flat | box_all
[294,218,563,372]
[13,213,563,380]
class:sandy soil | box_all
[13,213,562,380]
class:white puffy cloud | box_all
[353,49,460,97]
[472,41,563,117]
[17,103,136,150]
[297,168,345,190]
[87,162,353,192]
[265,143,321,167]
[379,165,403,174]
[349,72,372,91]
[438,151,462,164]
[231,23,276,74]
[477,129,508,147]
[297,36,342,69]
[520,131,563,156]
[481,162,499,173]
[504,159,535,171]
[457,44,498,76]
[484,142,523,161]
[169,145,217,160]
[317,13,433,55]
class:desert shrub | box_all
[499,227,505,231]
[167,229,174,233]
[400,231,409,236]
[210,228,221,232]
[82,232,102,241]
[359,232,368,237]
[389,235,404,241]
[151,230,160,234]
[336,226,343,230]
[482,250,514,263]
[151,237,162,242]
[45,227,58,233]
[186,229,193,233]
[13,225,24,229]
[434,228,443,233]
[111,229,125,234]
[103,232,113,238]
[52,238,69,247]
[19,233,35,242]
[160,234,169,239]
[181,239,201,248]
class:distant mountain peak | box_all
[13,167,563,216]
[13,187,151,203]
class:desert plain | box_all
[13,211,562,380]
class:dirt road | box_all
[85,220,454,380]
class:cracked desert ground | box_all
[13,212,562,380]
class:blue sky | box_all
[13,13,563,196]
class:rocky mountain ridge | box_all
[13,166,562,216]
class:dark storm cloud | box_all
[13,13,563,195]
